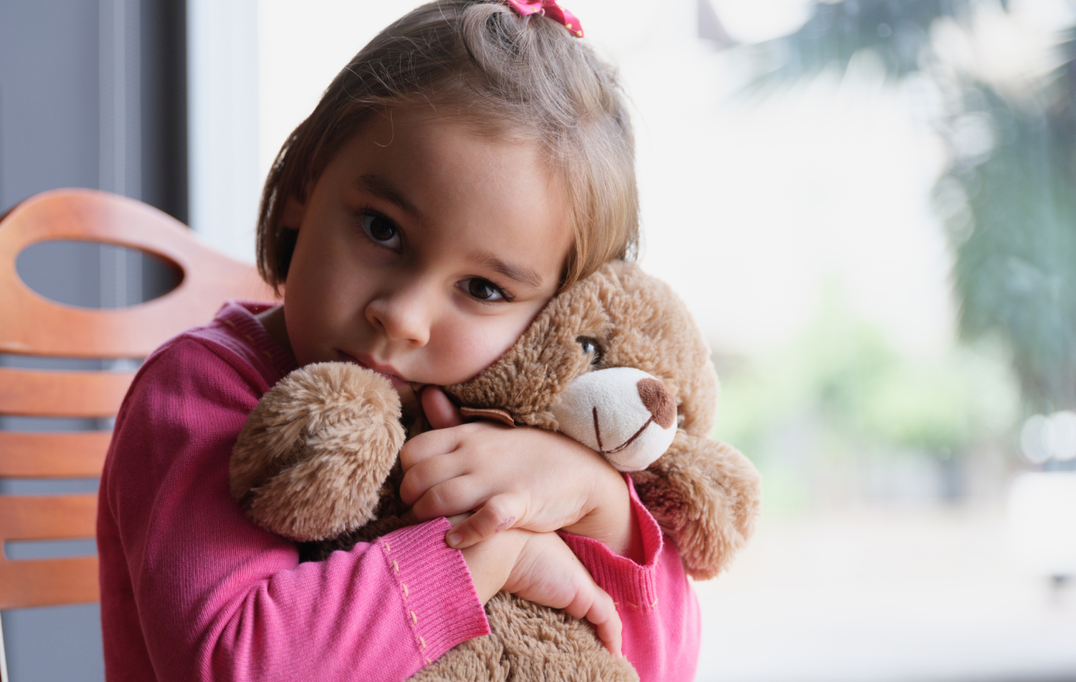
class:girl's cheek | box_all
[481,322,527,364]
[450,329,508,377]
[436,313,534,381]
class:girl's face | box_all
[273,107,573,409]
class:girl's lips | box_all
[337,351,408,390]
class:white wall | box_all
[187,0,261,263]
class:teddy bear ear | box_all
[459,406,516,427]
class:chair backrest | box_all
[0,188,276,611]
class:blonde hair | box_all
[256,0,639,294]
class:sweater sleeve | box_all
[559,476,701,682]
[97,339,489,682]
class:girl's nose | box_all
[365,286,432,347]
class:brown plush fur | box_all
[445,261,760,579]
[230,260,761,680]
[232,364,406,542]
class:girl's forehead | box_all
[362,106,537,155]
[336,108,563,206]
[320,107,574,283]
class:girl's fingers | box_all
[398,446,471,506]
[399,426,463,472]
[445,494,523,548]
[586,589,623,658]
[421,386,463,430]
[445,512,473,527]
[562,581,623,658]
[409,475,487,521]
[501,532,623,657]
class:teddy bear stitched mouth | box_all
[591,406,654,455]
[592,376,676,455]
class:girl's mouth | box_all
[337,351,409,391]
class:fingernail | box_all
[447,533,462,547]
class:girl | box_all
[96,2,701,680]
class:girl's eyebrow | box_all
[357,173,543,289]
[472,251,544,289]
[356,174,423,221]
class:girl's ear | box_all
[280,196,306,230]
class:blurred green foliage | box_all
[713,282,1019,510]
[742,0,1076,414]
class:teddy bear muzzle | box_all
[549,367,677,472]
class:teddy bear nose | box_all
[637,378,675,429]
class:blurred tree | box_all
[717,282,1016,460]
[714,281,1018,508]
[741,0,1076,413]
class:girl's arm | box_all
[99,339,489,682]
[98,338,622,681]
[559,477,701,682]
[405,388,701,681]
[404,424,698,681]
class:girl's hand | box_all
[403,388,633,553]
[456,517,622,658]
[505,530,623,657]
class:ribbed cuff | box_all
[378,518,490,664]
[559,475,663,611]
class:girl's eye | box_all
[461,278,508,302]
[360,213,401,249]
[576,336,603,366]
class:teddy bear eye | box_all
[576,336,603,366]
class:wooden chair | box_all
[0,188,275,679]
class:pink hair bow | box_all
[504,0,584,38]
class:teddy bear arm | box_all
[632,433,761,580]
[405,628,509,682]
[403,593,639,682]
[230,362,406,542]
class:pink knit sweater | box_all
[97,302,700,681]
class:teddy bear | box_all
[229,260,762,681]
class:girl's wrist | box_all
[562,464,633,555]
[459,525,529,604]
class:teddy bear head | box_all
[445,260,718,472]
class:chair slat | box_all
[0,286,270,358]
[0,367,135,417]
[0,189,274,619]
[0,494,98,541]
[0,432,111,477]
[0,188,276,358]
[0,557,100,609]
